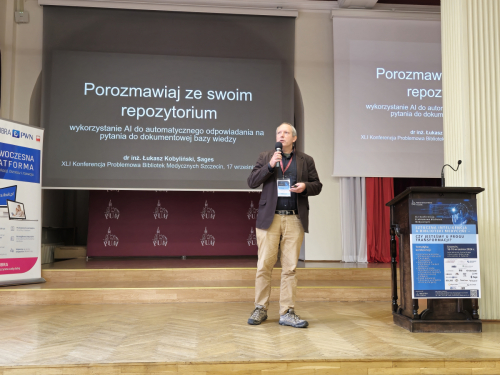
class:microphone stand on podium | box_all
[441,160,462,187]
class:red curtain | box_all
[366,177,395,263]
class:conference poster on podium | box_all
[409,197,481,299]
[0,118,43,285]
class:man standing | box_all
[247,122,322,328]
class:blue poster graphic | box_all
[0,142,41,184]
[412,243,444,293]
[0,185,17,207]
[409,197,481,299]
[410,199,477,227]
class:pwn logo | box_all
[11,130,33,140]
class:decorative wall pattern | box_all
[88,191,261,256]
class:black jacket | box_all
[247,150,322,233]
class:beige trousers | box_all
[255,214,305,315]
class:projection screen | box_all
[332,16,443,178]
[42,6,295,190]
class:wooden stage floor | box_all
[1,258,395,306]
[42,257,393,270]
[1,259,498,374]
[1,301,499,374]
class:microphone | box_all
[275,142,283,168]
[441,160,462,187]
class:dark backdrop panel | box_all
[393,178,441,196]
[87,190,260,256]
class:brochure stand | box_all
[386,187,484,333]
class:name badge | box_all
[277,179,291,197]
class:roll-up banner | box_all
[0,118,44,286]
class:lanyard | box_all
[280,155,293,175]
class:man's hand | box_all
[290,182,306,194]
[269,151,282,168]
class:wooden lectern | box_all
[386,187,484,333]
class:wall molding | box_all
[332,3,440,20]
[38,0,440,17]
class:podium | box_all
[386,187,484,333]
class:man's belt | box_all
[275,210,298,215]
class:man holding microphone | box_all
[247,122,322,328]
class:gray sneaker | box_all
[247,307,268,325]
[279,309,308,328]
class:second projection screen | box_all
[333,17,443,178]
